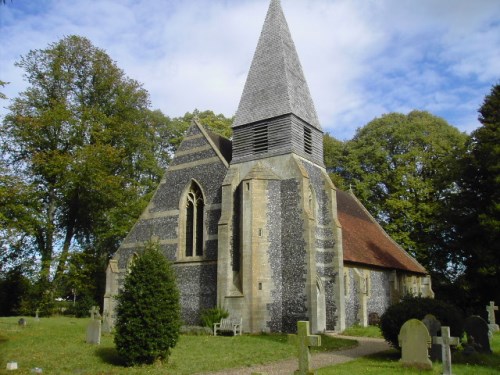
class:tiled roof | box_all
[233,0,321,130]
[337,189,427,274]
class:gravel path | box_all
[202,335,390,375]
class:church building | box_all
[104,0,433,333]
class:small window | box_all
[253,124,268,153]
[304,126,312,154]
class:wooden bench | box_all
[213,317,242,336]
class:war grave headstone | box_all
[86,306,102,345]
[464,315,491,354]
[422,314,442,361]
[288,321,321,375]
[398,319,432,369]
[433,326,459,375]
[486,301,499,333]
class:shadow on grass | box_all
[453,350,500,372]
[95,347,127,367]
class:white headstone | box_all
[6,362,18,370]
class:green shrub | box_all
[70,294,98,318]
[114,242,181,365]
[380,296,464,349]
[200,307,229,329]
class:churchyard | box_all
[1,316,499,374]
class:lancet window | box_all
[184,182,205,257]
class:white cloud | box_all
[1,0,498,141]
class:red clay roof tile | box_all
[337,189,427,274]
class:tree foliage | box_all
[452,83,500,309]
[331,111,468,281]
[0,35,173,296]
[114,242,181,365]
[380,296,464,349]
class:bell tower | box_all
[217,0,344,333]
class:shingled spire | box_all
[233,0,321,130]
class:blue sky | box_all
[1,0,499,140]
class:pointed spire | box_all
[233,0,321,130]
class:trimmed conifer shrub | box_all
[114,242,181,365]
[380,296,464,349]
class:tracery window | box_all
[184,182,204,257]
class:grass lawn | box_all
[341,324,383,338]
[0,316,356,374]
[319,331,500,375]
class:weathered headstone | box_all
[18,318,27,327]
[433,326,459,375]
[368,312,380,326]
[288,321,321,375]
[86,306,101,345]
[422,314,442,361]
[486,301,499,333]
[464,315,491,354]
[101,310,111,333]
[398,319,432,369]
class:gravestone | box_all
[433,326,459,375]
[6,362,18,370]
[18,318,27,326]
[398,319,432,369]
[288,321,321,375]
[422,314,442,361]
[35,309,40,322]
[101,310,111,333]
[368,312,380,326]
[486,301,499,333]
[464,315,491,354]
[86,306,101,345]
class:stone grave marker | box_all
[464,315,491,354]
[398,319,432,369]
[35,308,40,322]
[433,326,459,375]
[288,321,321,375]
[486,301,499,333]
[86,306,102,345]
[101,309,111,333]
[18,318,27,327]
[422,314,442,361]
[6,361,18,370]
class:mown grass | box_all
[319,332,500,375]
[341,324,383,338]
[0,316,356,374]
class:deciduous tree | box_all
[337,111,468,281]
[454,83,500,309]
[0,36,170,294]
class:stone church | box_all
[104,0,433,333]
